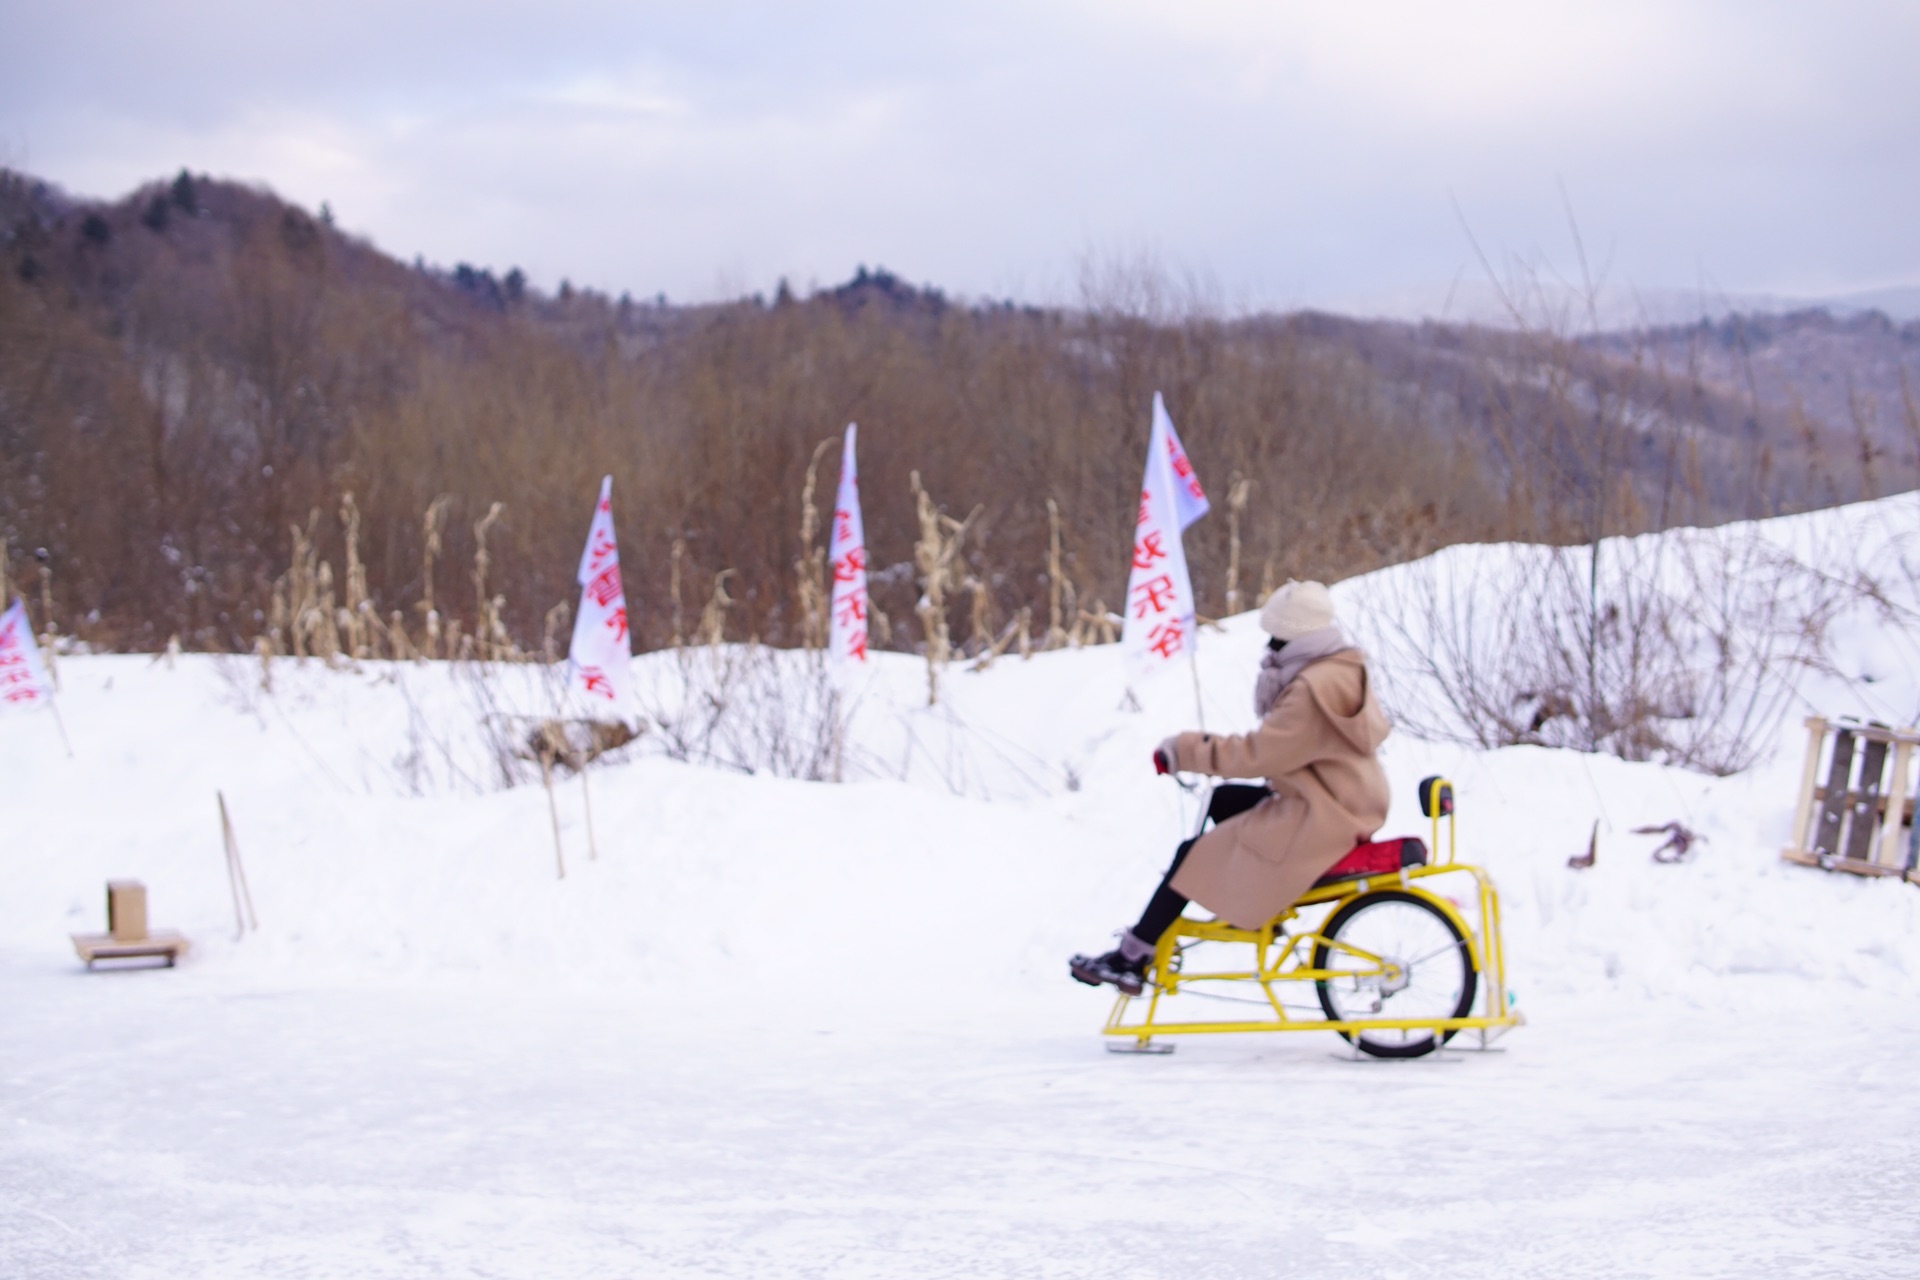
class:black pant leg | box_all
[1131,838,1196,944]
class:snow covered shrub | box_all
[1351,523,1850,775]
[631,642,847,781]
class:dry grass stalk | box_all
[669,538,687,648]
[35,560,58,688]
[312,560,341,662]
[971,605,1032,671]
[964,572,993,656]
[357,606,397,662]
[388,610,414,662]
[698,570,736,646]
[1077,598,1119,645]
[279,513,320,659]
[909,470,980,705]
[794,437,835,652]
[339,492,371,658]
[1259,556,1277,608]
[417,494,451,658]
[487,594,520,661]
[543,601,570,664]
[1225,474,1253,615]
[1045,498,1074,649]
[471,501,505,661]
[254,634,273,691]
[267,579,289,656]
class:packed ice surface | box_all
[4,495,1919,1277]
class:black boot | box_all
[1069,931,1153,996]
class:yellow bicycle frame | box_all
[1103,777,1525,1052]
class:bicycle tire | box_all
[1313,889,1476,1059]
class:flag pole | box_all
[579,760,598,861]
[47,697,74,758]
[541,750,567,880]
[1187,643,1206,734]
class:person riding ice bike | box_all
[1070,580,1391,996]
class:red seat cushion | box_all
[1315,836,1428,886]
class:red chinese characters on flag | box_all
[566,476,636,711]
[583,564,623,609]
[831,545,866,584]
[1160,399,1210,527]
[827,423,870,665]
[1130,574,1178,619]
[1120,392,1207,683]
[0,599,53,711]
[1132,530,1167,571]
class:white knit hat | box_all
[1259,580,1336,641]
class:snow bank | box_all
[3,494,1916,1011]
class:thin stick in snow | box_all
[46,696,74,758]
[542,753,567,879]
[580,761,598,861]
[217,791,259,938]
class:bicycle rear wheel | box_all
[1313,890,1476,1058]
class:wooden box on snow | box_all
[107,880,147,941]
[70,879,190,969]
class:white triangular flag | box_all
[1121,393,1208,681]
[0,599,54,711]
[567,476,636,713]
[1156,392,1210,532]
[827,424,870,663]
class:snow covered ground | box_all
[4,496,1919,1277]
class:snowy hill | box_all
[4,495,1919,1276]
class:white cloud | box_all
[4,0,1916,310]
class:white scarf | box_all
[1253,625,1348,718]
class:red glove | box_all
[1153,747,1173,775]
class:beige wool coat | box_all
[1168,649,1392,930]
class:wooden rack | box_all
[1782,717,1920,884]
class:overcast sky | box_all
[5,0,1917,316]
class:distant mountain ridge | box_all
[2,167,1915,652]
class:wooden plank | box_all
[1789,717,1828,854]
[70,930,190,968]
[1907,762,1920,874]
[1877,741,1913,869]
[1844,735,1891,862]
[1812,729,1856,857]
[1781,850,1909,879]
[1825,722,1920,748]
[1810,787,1913,818]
